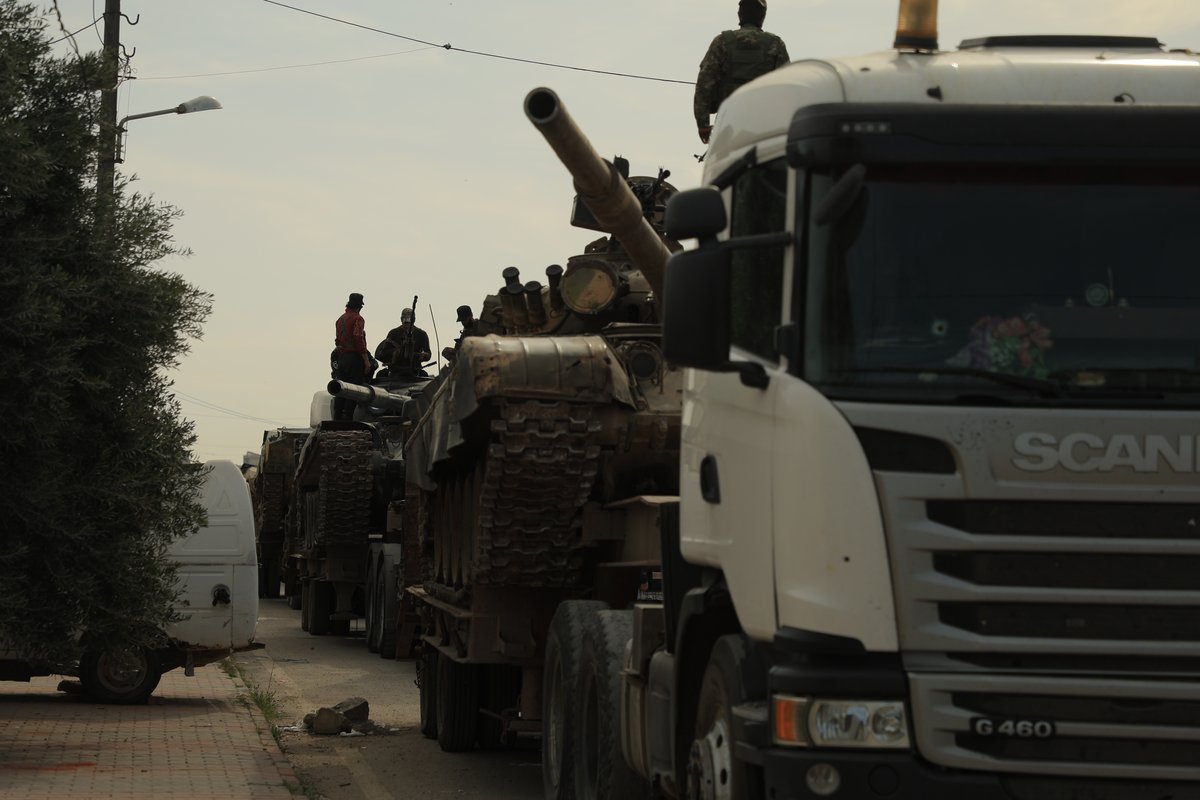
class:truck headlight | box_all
[772,695,910,750]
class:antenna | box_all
[428,303,441,375]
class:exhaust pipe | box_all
[894,0,938,51]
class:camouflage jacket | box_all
[694,24,790,127]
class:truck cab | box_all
[627,5,1200,797]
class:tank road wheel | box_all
[543,600,608,800]
[419,646,439,740]
[309,580,333,636]
[433,484,447,584]
[478,664,522,750]
[575,610,648,800]
[436,652,480,752]
[366,555,381,653]
[461,461,483,587]
[688,635,762,800]
[300,580,312,632]
[449,475,464,587]
[79,646,162,705]
[377,554,399,659]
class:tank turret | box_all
[524,87,674,309]
[326,380,414,416]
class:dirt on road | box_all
[235,598,543,800]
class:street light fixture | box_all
[114,95,223,164]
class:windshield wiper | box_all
[842,367,1063,396]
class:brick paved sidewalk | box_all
[0,662,297,800]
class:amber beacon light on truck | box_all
[894,0,939,51]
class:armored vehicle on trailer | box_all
[254,427,309,599]
[402,88,679,797]
[289,374,430,642]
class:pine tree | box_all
[0,0,214,666]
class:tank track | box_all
[257,473,285,535]
[315,430,374,546]
[436,398,604,587]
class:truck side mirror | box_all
[665,187,727,242]
[663,247,731,369]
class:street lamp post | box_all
[114,96,224,165]
[96,95,223,205]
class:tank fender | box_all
[405,334,635,491]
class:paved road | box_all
[0,661,294,799]
[235,598,543,800]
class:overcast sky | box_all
[45,0,1200,462]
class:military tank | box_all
[254,427,310,600]
[287,373,430,646]
[403,88,680,799]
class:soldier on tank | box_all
[375,307,432,377]
[333,292,372,420]
[694,0,790,144]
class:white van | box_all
[0,460,262,703]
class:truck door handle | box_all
[700,455,721,504]
[212,585,231,606]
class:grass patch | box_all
[284,778,325,799]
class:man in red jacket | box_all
[332,292,371,420]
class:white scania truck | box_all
[620,2,1200,797]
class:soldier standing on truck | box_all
[375,308,431,377]
[694,0,790,144]
[333,292,371,420]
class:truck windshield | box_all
[806,164,1200,405]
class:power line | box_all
[48,16,101,46]
[259,0,695,86]
[174,391,291,427]
[139,46,435,80]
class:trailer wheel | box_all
[365,556,380,653]
[300,580,311,631]
[478,664,522,750]
[575,610,648,800]
[688,635,761,800]
[376,554,398,659]
[436,652,479,752]
[543,600,608,800]
[79,646,162,705]
[418,646,438,740]
[309,580,332,636]
[287,590,302,611]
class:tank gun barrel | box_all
[327,380,411,412]
[524,87,672,304]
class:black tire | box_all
[79,646,162,705]
[300,580,311,631]
[419,646,439,740]
[260,557,281,600]
[436,652,480,752]
[366,556,381,653]
[543,600,608,800]
[286,589,302,611]
[309,580,332,636]
[478,664,522,750]
[377,555,399,659]
[689,635,761,800]
[575,610,647,800]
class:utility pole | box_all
[95,0,121,211]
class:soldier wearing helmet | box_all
[694,0,790,144]
[375,307,432,377]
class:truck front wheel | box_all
[687,635,761,800]
[79,646,162,705]
[543,600,607,800]
[575,609,648,800]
